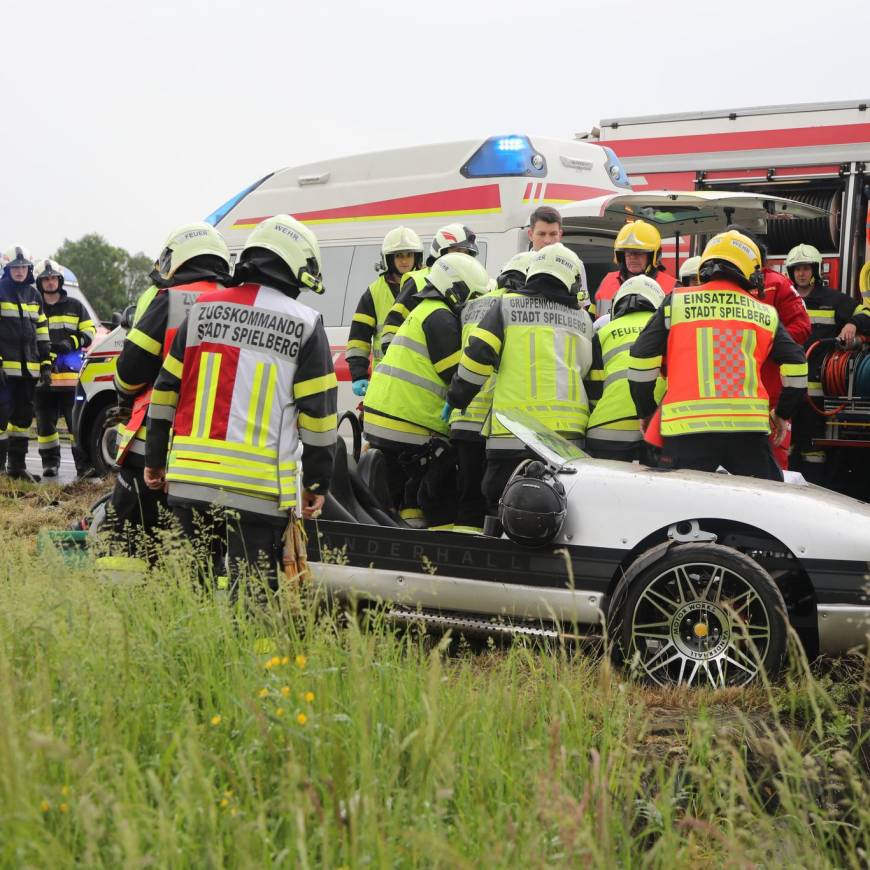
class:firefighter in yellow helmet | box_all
[586,274,665,462]
[628,231,808,480]
[379,223,479,355]
[145,215,337,591]
[345,226,424,396]
[363,252,490,528]
[592,220,676,318]
[447,243,594,515]
[107,223,232,556]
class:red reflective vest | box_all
[659,280,778,436]
[593,268,676,317]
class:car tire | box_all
[87,403,119,478]
[613,543,787,688]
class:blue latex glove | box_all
[440,402,454,423]
[352,378,369,397]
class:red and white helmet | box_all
[426,224,478,265]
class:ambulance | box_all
[73,133,825,474]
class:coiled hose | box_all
[805,340,850,417]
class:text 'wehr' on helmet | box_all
[241,214,324,294]
[156,222,231,281]
[499,460,567,548]
[378,226,424,274]
[34,258,65,292]
[426,252,490,309]
[497,250,534,291]
[698,230,764,293]
[614,220,662,274]
[426,224,479,266]
[611,274,665,318]
[526,243,589,303]
[785,243,823,287]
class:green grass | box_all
[1,530,868,868]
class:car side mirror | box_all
[111,311,123,328]
[119,303,137,330]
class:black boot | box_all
[7,435,39,482]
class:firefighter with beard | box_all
[591,220,676,318]
[145,215,337,592]
[0,246,51,481]
[32,258,96,478]
[447,251,533,533]
[379,223,479,355]
[107,223,232,554]
[363,252,490,528]
[785,242,870,481]
[585,274,665,462]
[446,244,594,515]
[628,231,807,481]
[345,226,424,397]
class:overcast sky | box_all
[3,0,867,260]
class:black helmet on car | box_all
[498,461,567,548]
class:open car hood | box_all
[559,190,829,237]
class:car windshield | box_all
[494,410,589,468]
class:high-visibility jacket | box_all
[42,291,96,388]
[115,280,218,466]
[145,283,338,518]
[447,288,594,455]
[363,294,461,448]
[591,268,676,318]
[379,268,430,355]
[800,285,870,396]
[628,279,808,437]
[448,287,505,439]
[586,310,664,447]
[345,274,400,382]
[0,275,50,377]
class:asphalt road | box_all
[25,443,87,485]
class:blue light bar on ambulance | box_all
[204,174,273,227]
[601,146,632,189]
[461,135,547,179]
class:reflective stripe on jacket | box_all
[379,268,430,354]
[628,280,808,437]
[345,274,399,381]
[586,310,663,446]
[364,295,461,447]
[145,282,338,517]
[0,278,50,377]
[448,290,594,453]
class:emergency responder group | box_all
[10,200,862,582]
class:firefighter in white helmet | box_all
[363,252,490,528]
[0,246,51,481]
[106,223,233,556]
[145,215,337,592]
[345,226,423,396]
[677,256,701,287]
[447,243,594,516]
[585,275,665,462]
[33,258,97,478]
[379,223,479,354]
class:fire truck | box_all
[580,99,870,494]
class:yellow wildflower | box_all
[296,712,308,726]
[220,798,229,809]
[210,715,222,727]
[295,654,307,669]
[304,691,315,703]
[60,785,70,797]
[281,656,290,666]
[280,686,291,698]
[40,800,50,813]
[258,687,269,698]
[59,803,69,814]
[276,707,285,718]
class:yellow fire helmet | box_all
[242,214,324,294]
[526,243,588,303]
[699,230,764,291]
[614,219,662,266]
[379,226,424,272]
[426,252,490,308]
[785,243,823,285]
[156,222,230,281]
[678,255,702,283]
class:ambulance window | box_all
[342,245,383,324]
[316,246,354,326]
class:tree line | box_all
[53,233,154,322]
